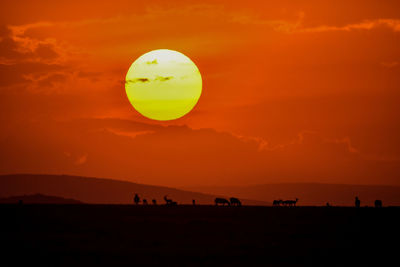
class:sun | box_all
[125,49,202,121]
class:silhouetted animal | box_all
[152,199,157,205]
[164,195,177,206]
[374,199,382,208]
[134,194,140,205]
[282,198,298,206]
[192,199,196,206]
[273,200,282,206]
[355,196,360,208]
[164,195,172,205]
[230,197,241,206]
[142,199,148,205]
[215,198,230,206]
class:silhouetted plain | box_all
[1,205,398,266]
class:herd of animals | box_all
[133,194,384,208]
[272,198,299,206]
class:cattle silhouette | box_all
[374,199,382,208]
[273,200,282,206]
[215,198,230,206]
[282,198,298,206]
[164,195,177,206]
[355,196,360,208]
[134,193,140,205]
[230,197,241,206]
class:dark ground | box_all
[1,205,399,266]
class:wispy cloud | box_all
[300,19,400,33]
[126,78,150,84]
[231,11,400,34]
[126,76,173,84]
[155,76,173,82]
[146,59,157,65]
[380,61,399,68]
[75,154,88,165]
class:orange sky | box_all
[1,0,400,186]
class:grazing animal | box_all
[152,199,157,205]
[215,198,230,206]
[282,198,298,206]
[230,197,242,206]
[273,200,282,206]
[134,193,140,205]
[142,199,148,205]
[355,196,360,208]
[164,195,177,206]
[374,200,382,208]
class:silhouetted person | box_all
[326,202,330,207]
[374,199,382,208]
[192,199,196,206]
[355,196,360,208]
[18,199,23,205]
[134,194,140,205]
[152,199,157,205]
[143,199,148,205]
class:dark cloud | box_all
[37,73,67,87]
[125,76,173,84]
[77,71,101,82]
[0,64,29,86]
[126,78,150,84]
[146,59,158,65]
[0,25,11,38]
[0,62,65,87]
[0,25,34,61]
[78,71,101,78]
[155,76,173,82]
[0,24,59,63]
[0,36,28,60]
[0,25,66,88]
[34,43,59,60]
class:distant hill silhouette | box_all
[183,183,400,206]
[0,174,267,205]
[0,194,82,204]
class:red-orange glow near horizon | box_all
[0,0,400,187]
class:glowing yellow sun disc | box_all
[125,49,202,121]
